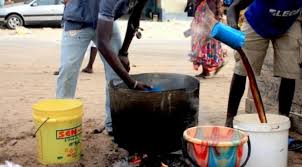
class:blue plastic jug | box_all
[211,22,246,49]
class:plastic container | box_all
[183,126,250,167]
[211,22,246,49]
[32,99,83,165]
[234,114,290,167]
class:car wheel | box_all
[6,14,23,29]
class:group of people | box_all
[56,0,150,135]
[186,0,301,128]
[56,0,301,140]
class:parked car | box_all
[0,0,64,29]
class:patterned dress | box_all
[189,0,225,73]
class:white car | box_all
[0,0,64,29]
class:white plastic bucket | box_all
[234,114,290,167]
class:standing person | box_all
[82,42,98,74]
[57,0,150,135]
[56,0,123,135]
[225,0,302,127]
[190,0,226,78]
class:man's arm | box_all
[119,0,148,58]
[96,0,150,90]
[97,20,135,87]
[227,0,253,29]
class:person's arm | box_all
[118,0,148,71]
[227,0,253,29]
[97,0,150,90]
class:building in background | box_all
[155,0,189,21]
[142,0,189,21]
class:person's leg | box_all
[279,78,295,117]
[201,40,225,78]
[225,19,269,127]
[273,21,301,117]
[95,22,122,133]
[56,28,95,98]
[225,74,247,127]
[82,45,97,73]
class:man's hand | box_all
[132,81,152,90]
[119,56,130,72]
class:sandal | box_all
[195,61,227,79]
[214,61,227,75]
[195,72,214,79]
[288,137,302,152]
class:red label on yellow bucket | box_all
[56,126,82,140]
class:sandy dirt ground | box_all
[0,21,301,167]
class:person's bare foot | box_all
[82,68,93,74]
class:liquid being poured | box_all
[188,1,267,123]
[236,49,267,123]
[210,22,267,123]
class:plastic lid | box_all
[32,99,83,112]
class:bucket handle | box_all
[33,117,50,138]
[182,136,251,167]
[241,136,251,167]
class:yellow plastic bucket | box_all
[32,99,83,165]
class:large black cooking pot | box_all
[109,73,199,154]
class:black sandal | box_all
[288,139,302,152]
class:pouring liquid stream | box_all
[237,48,267,123]
[189,2,267,123]
[210,23,268,123]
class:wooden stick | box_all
[237,48,267,123]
